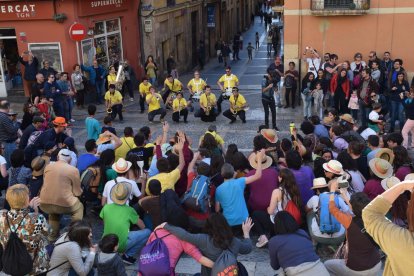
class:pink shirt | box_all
[146,229,202,270]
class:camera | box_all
[337,175,349,189]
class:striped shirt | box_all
[0,112,18,142]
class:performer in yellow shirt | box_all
[216,66,239,113]
[162,74,183,104]
[145,86,166,122]
[104,84,124,121]
[187,70,207,109]
[172,92,188,123]
[223,87,247,124]
[195,85,218,122]
[138,77,152,113]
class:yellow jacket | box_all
[362,195,414,276]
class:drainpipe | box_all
[298,0,303,93]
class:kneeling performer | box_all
[172,92,188,123]
[195,85,217,122]
[223,87,247,124]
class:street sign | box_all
[69,23,87,41]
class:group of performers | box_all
[105,65,249,124]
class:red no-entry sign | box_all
[69,23,87,41]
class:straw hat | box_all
[381,176,400,191]
[369,158,393,179]
[322,160,345,175]
[375,148,395,165]
[248,151,272,170]
[340,114,354,124]
[96,133,111,145]
[31,156,48,177]
[404,173,414,181]
[110,181,132,205]
[322,116,333,127]
[112,158,132,174]
[311,177,328,190]
[260,129,278,144]
[52,117,68,127]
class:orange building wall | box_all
[284,0,414,76]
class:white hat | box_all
[322,160,345,175]
[112,158,132,174]
[311,177,328,190]
[381,176,400,191]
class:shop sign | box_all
[207,5,215,28]
[0,1,54,21]
[78,0,131,16]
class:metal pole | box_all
[76,41,81,65]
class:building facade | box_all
[140,0,256,78]
[283,0,414,79]
[0,0,143,97]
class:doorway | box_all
[0,28,19,97]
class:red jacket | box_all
[330,74,350,98]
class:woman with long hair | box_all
[325,186,381,276]
[144,55,158,85]
[392,145,414,181]
[330,68,350,114]
[92,149,116,195]
[269,211,329,275]
[200,133,221,156]
[301,72,316,119]
[252,168,302,248]
[158,213,253,276]
[49,220,95,276]
[224,143,239,163]
[389,71,409,132]
[362,180,414,275]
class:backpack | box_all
[80,166,101,195]
[284,200,302,226]
[138,230,171,276]
[317,193,341,234]
[211,249,239,276]
[27,130,43,147]
[181,175,210,213]
[1,213,33,276]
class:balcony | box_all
[311,0,370,16]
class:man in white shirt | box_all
[101,158,142,205]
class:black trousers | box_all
[172,108,188,122]
[110,104,123,121]
[252,210,274,236]
[76,89,85,107]
[195,108,217,122]
[139,93,146,112]
[285,87,296,108]
[223,109,246,122]
[262,98,276,128]
[162,89,171,103]
[122,80,134,98]
[334,92,348,115]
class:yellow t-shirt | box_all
[187,78,206,93]
[218,74,239,89]
[139,82,152,96]
[146,93,162,112]
[205,130,224,145]
[107,74,117,85]
[164,79,183,92]
[199,93,217,108]
[115,137,136,161]
[172,98,187,111]
[229,94,247,107]
[146,168,180,195]
[104,90,123,104]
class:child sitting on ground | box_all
[95,234,127,276]
[101,116,117,136]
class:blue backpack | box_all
[181,175,210,213]
[138,230,171,276]
[318,193,341,234]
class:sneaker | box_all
[256,235,269,248]
[69,119,75,123]
[129,98,134,102]
[122,254,137,265]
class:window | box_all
[324,0,353,9]
[28,42,63,72]
[93,18,123,67]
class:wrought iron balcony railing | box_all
[311,0,370,15]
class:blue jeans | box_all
[65,97,74,121]
[149,77,157,86]
[3,142,16,169]
[390,101,404,132]
[125,229,151,257]
[359,102,371,127]
[95,81,104,103]
[301,94,312,118]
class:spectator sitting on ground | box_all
[101,116,117,136]
[94,234,127,276]
[77,139,99,174]
[49,220,96,276]
[386,132,403,149]
[29,156,48,199]
[392,146,414,181]
[115,127,136,161]
[100,181,150,265]
[363,158,393,200]
[329,124,348,152]
[139,179,162,230]
[62,136,78,167]
[0,184,49,275]
[215,149,265,232]
[367,135,381,163]
[309,115,330,139]
[8,149,32,186]
[268,211,329,275]
[325,186,381,275]
[96,131,122,155]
